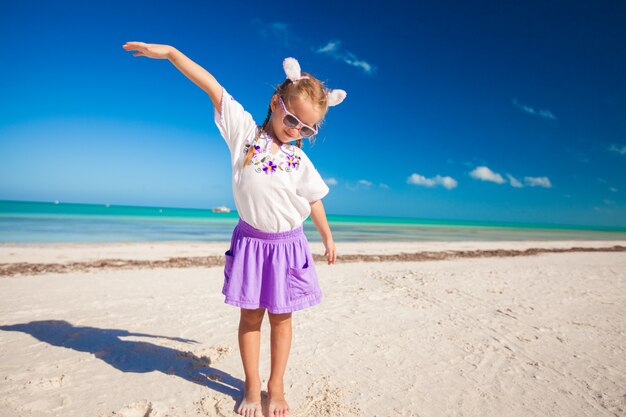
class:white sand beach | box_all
[1,240,625,417]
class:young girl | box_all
[122,42,345,417]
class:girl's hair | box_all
[242,72,329,168]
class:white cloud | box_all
[512,99,557,120]
[470,165,552,190]
[524,176,552,188]
[324,177,338,186]
[506,173,524,188]
[315,40,376,75]
[345,179,375,191]
[609,144,626,155]
[269,22,288,34]
[316,41,339,54]
[610,187,618,192]
[407,173,458,190]
[594,202,626,215]
[253,21,377,76]
[252,19,298,48]
[469,166,506,184]
[379,183,389,189]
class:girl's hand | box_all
[323,237,336,265]
[122,41,172,60]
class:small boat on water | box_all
[212,205,231,213]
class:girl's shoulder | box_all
[290,143,306,159]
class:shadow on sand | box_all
[0,320,243,402]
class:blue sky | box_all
[1,0,625,227]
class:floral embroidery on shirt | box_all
[285,154,300,169]
[262,160,277,173]
[244,143,261,157]
[243,136,302,175]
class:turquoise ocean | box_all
[1,200,625,243]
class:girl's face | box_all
[268,94,324,143]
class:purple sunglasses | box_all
[278,96,318,138]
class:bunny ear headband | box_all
[283,57,347,107]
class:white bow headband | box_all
[283,57,347,107]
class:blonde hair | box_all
[242,72,329,168]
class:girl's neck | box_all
[264,124,286,147]
[263,122,274,138]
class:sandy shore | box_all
[0,241,625,416]
[2,240,625,277]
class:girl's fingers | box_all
[123,45,141,52]
[122,42,148,52]
[123,43,170,60]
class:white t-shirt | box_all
[214,87,330,232]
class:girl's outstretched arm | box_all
[122,42,223,111]
[310,200,336,265]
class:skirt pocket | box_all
[287,258,317,302]
[223,249,234,292]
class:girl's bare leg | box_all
[237,307,265,417]
[267,311,292,417]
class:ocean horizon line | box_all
[2,198,625,234]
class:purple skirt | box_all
[222,218,322,314]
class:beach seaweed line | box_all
[1,245,625,278]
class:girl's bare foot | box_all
[267,379,290,417]
[237,379,263,417]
